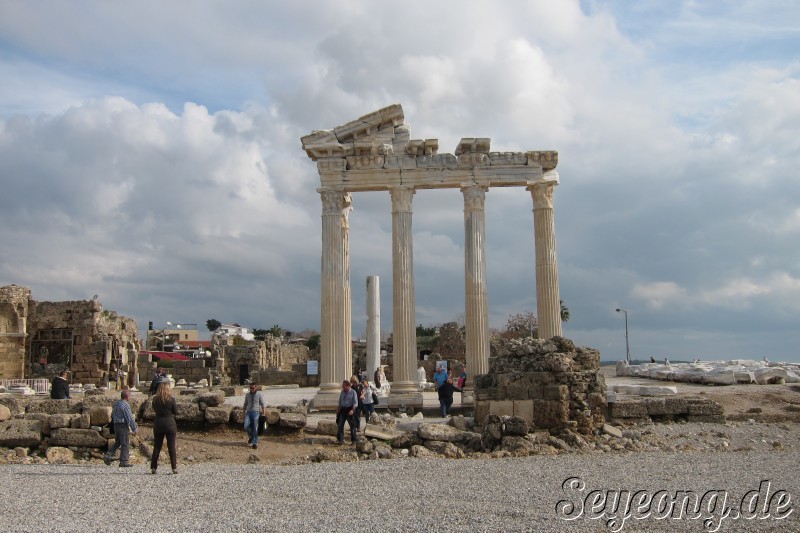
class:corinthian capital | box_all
[528,182,555,209]
[389,186,415,213]
[461,185,487,211]
[319,188,352,218]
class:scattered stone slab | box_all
[390,431,422,449]
[315,420,338,436]
[0,419,42,447]
[503,416,529,436]
[278,413,307,430]
[48,428,108,448]
[364,425,400,441]
[205,406,233,424]
[264,408,281,425]
[417,423,468,443]
[27,399,81,415]
[197,391,225,407]
[90,407,112,426]
[603,424,623,438]
[0,396,29,416]
[0,405,11,422]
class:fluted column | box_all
[366,275,381,380]
[390,186,417,393]
[462,185,490,393]
[319,188,352,393]
[528,173,562,339]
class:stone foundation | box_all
[474,336,606,433]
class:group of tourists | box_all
[335,374,379,444]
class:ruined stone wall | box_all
[475,336,606,434]
[0,285,31,379]
[28,300,140,386]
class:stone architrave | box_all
[389,186,418,395]
[528,174,562,339]
[461,184,490,400]
[366,276,381,380]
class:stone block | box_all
[543,384,569,401]
[644,398,668,416]
[417,423,468,443]
[504,416,529,436]
[196,391,224,407]
[205,405,233,424]
[230,407,245,425]
[532,399,569,429]
[489,400,514,417]
[423,440,464,458]
[603,424,623,438]
[610,401,648,418]
[481,414,503,451]
[501,436,534,454]
[278,413,307,430]
[174,401,204,422]
[513,400,534,426]
[0,419,42,447]
[71,413,91,429]
[315,420,338,437]
[0,404,11,422]
[663,398,688,414]
[390,431,422,449]
[686,399,724,416]
[90,407,113,426]
[474,401,490,426]
[25,413,50,435]
[48,428,107,448]
[364,426,400,441]
[27,399,81,415]
[46,446,75,464]
[263,408,281,425]
[48,413,79,429]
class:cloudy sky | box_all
[1,1,798,362]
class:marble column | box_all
[528,174,562,339]
[366,275,381,381]
[318,188,352,401]
[462,185,490,394]
[389,186,418,393]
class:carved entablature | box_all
[457,153,490,167]
[302,104,559,190]
[317,158,347,174]
[417,153,458,169]
[489,152,527,166]
[333,104,404,143]
[527,151,559,171]
[407,139,439,156]
[455,138,491,155]
[346,155,386,170]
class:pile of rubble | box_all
[0,389,309,463]
[475,336,606,434]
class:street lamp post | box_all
[615,308,631,364]
[163,321,172,351]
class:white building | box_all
[212,323,255,343]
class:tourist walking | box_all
[336,380,358,444]
[242,383,266,449]
[104,389,138,467]
[350,375,364,431]
[457,366,467,389]
[433,365,448,388]
[360,379,377,424]
[149,368,167,395]
[437,377,462,418]
[50,370,70,399]
[150,381,178,474]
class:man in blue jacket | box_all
[104,389,138,467]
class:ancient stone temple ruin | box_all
[0,285,140,387]
[475,337,606,433]
[302,104,563,408]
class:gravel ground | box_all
[1,450,797,532]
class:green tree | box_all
[252,328,269,340]
[306,334,320,351]
[416,324,436,337]
[560,300,570,323]
[435,322,465,360]
[206,319,221,332]
[231,334,249,346]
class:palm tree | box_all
[560,300,570,323]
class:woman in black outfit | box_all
[151,381,178,474]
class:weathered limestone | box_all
[315,189,353,409]
[302,105,562,408]
[365,276,380,380]
[528,176,562,339]
[389,187,418,396]
[49,428,108,448]
[0,419,42,447]
[462,184,490,400]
